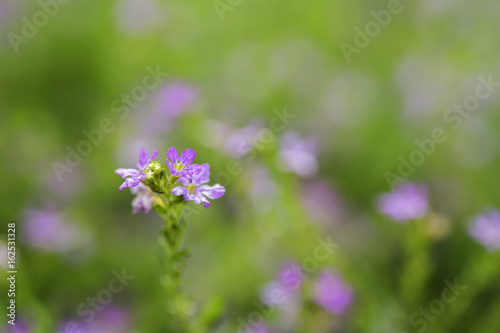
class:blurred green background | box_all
[1,0,500,332]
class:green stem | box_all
[399,219,432,308]
[157,191,193,332]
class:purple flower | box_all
[130,183,155,214]
[279,132,319,178]
[248,165,277,213]
[0,241,8,269]
[115,0,164,36]
[5,318,31,333]
[302,180,343,225]
[261,262,303,316]
[313,270,354,315]
[468,210,500,251]
[166,147,198,177]
[377,183,429,222]
[23,208,91,254]
[171,164,225,208]
[58,307,129,333]
[243,324,269,333]
[41,166,83,200]
[115,148,158,191]
[155,82,198,117]
[204,119,263,158]
[225,120,264,157]
[88,306,130,333]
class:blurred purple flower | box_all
[5,319,30,333]
[58,307,130,333]
[468,210,500,251]
[225,120,264,157]
[243,325,269,333]
[314,270,354,315]
[0,1,20,25]
[377,183,429,222]
[23,208,90,254]
[155,82,198,117]
[41,166,83,200]
[248,165,277,213]
[0,241,8,269]
[261,262,304,316]
[205,119,264,158]
[88,307,130,333]
[115,148,158,191]
[172,164,225,208]
[130,183,155,214]
[115,0,164,35]
[302,180,342,224]
[166,147,198,177]
[278,261,305,292]
[279,132,319,178]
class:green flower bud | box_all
[146,170,155,183]
[149,161,162,175]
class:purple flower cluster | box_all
[377,182,429,222]
[468,210,500,251]
[115,147,225,212]
[260,262,354,325]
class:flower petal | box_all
[192,164,210,186]
[198,184,225,199]
[132,192,154,214]
[130,183,148,195]
[172,186,189,198]
[203,201,211,208]
[178,177,190,186]
[137,148,148,169]
[115,168,140,179]
[191,193,205,205]
[180,148,196,165]
[147,149,158,165]
[118,175,143,191]
[167,147,179,163]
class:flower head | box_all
[115,148,158,191]
[130,183,155,214]
[377,182,429,222]
[171,164,225,208]
[313,270,354,315]
[166,147,198,177]
[468,210,500,251]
